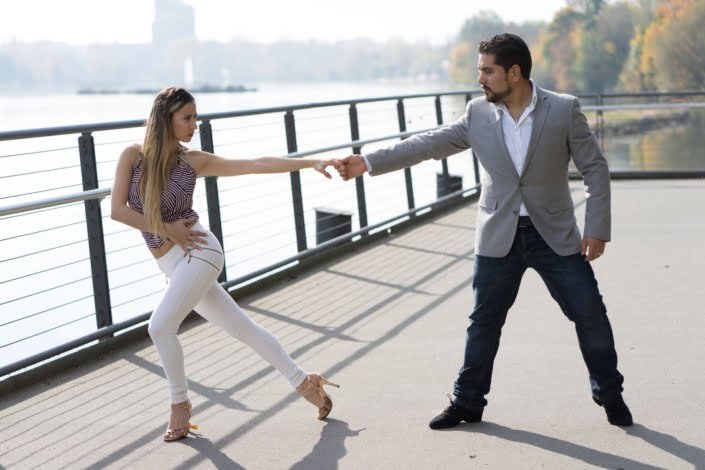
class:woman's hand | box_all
[313,159,342,179]
[164,218,208,252]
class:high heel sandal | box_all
[296,373,340,420]
[163,400,199,442]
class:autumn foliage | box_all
[449,0,705,92]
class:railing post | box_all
[435,95,449,177]
[464,93,481,186]
[198,120,227,282]
[596,93,604,152]
[284,110,307,252]
[471,151,481,187]
[397,99,415,211]
[348,103,368,230]
[434,95,465,197]
[78,132,113,332]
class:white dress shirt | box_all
[493,80,537,216]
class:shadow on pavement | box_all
[177,435,247,470]
[457,421,667,469]
[290,419,366,470]
[626,424,705,470]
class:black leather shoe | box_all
[593,395,633,426]
[429,397,483,429]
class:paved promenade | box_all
[1,179,704,469]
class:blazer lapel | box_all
[521,89,550,175]
[489,111,520,178]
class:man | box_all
[337,33,632,428]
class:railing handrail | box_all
[4,89,705,142]
[0,90,476,142]
[574,90,705,100]
[582,102,705,111]
[0,188,111,217]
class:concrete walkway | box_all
[1,179,704,469]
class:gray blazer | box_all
[366,86,610,257]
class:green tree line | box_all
[449,0,705,92]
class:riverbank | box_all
[77,84,257,95]
[600,108,701,136]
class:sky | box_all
[0,0,570,46]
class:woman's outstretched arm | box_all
[185,150,340,178]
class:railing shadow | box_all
[177,434,247,470]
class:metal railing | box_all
[2,89,705,379]
[0,90,480,378]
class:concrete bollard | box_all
[436,173,463,198]
[315,207,353,244]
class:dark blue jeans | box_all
[453,224,624,409]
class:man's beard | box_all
[483,83,512,103]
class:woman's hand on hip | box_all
[165,218,208,252]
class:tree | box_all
[568,0,605,17]
[573,2,636,92]
[449,42,476,84]
[533,7,584,90]
[619,30,658,91]
[534,1,639,93]
[457,10,507,48]
[654,0,705,89]
[449,11,546,84]
[635,0,704,90]
[618,0,659,90]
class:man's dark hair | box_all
[478,33,532,80]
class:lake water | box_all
[1,81,703,374]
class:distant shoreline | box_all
[77,84,258,95]
[602,109,698,136]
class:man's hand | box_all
[582,236,606,262]
[336,154,368,181]
[165,218,208,253]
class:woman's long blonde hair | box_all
[139,87,195,238]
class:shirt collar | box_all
[493,79,537,120]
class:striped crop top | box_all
[127,146,199,248]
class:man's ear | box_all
[511,64,522,81]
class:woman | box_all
[111,87,339,442]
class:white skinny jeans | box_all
[148,223,307,403]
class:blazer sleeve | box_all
[568,97,611,241]
[365,101,472,176]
